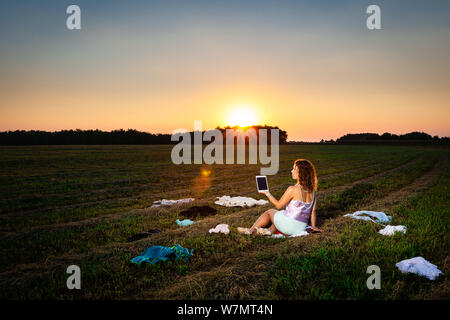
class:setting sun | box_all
[227,106,258,127]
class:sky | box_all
[0,0,449,142]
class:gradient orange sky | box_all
[0,1,449,141]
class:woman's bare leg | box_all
[268,223,278,233]
[267,210,278,233]
[249,209,277,234]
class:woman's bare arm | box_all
[261,186,294,210]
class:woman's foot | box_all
[255,227,272,236]
[237,227,251,235]
[237,227,271,236]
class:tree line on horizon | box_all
[0,126,288,145]
[0,128,448,145]
[288,131,450,145]
[334,132,449,144]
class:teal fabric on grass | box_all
[130,244,194,265]
[176,219,195,226]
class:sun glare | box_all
[227,106,258,127]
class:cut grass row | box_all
[0,151,444,298]
[317,154,442,217]
[0,154,370,215]
[1,152,436,269]
[0,145,421,213]
[2,149,422,236]
[0,150,420,232]
[0,153,397,215]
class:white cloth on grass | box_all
[271,232,309,238]
[378,225,407,236]
[149,198,195,208]
[271,234,287,238]
[289,231,309,238]
[270,226,312,238]
[209,224,230,235]
[215,196,268,207]
[344,210,392,224]
[395,257,443,280]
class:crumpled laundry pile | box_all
[344,210,392,224]
[214,196,268,207]
[395,256,443,280]
[344,210,443,280]
[344,210,406,237]
[130,244,194,265]
[176,219,195,227]
[209,224,230,234]
[149,198,195,209]
[378,225,407,236]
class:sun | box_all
[227,105,258,127]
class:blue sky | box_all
[0,0,449,141]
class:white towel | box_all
[289,231,309,237]
[378,225,407,236]
[149,198,195,208]
[209,224,230,235]
[344,210,392,224]
[270,226,312,238]
[214,196,268,207]
[270,234,286,239]
[396,257,443,280]
[270,232,309,238]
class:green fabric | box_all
[130,244,194,265]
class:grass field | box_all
[0,144,448,299]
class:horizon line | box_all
[1,127,449,143]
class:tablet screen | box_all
[256,176,268,191]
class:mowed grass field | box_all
[0,144,448,299]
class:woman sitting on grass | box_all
[238,159,322,236]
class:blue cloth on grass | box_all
[130,244,194,265]
[176,219,195,226]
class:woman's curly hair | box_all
[294,158,318,192]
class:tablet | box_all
[256,176,269,192]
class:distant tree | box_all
[0,129,174,145]
[335,131,447,145]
